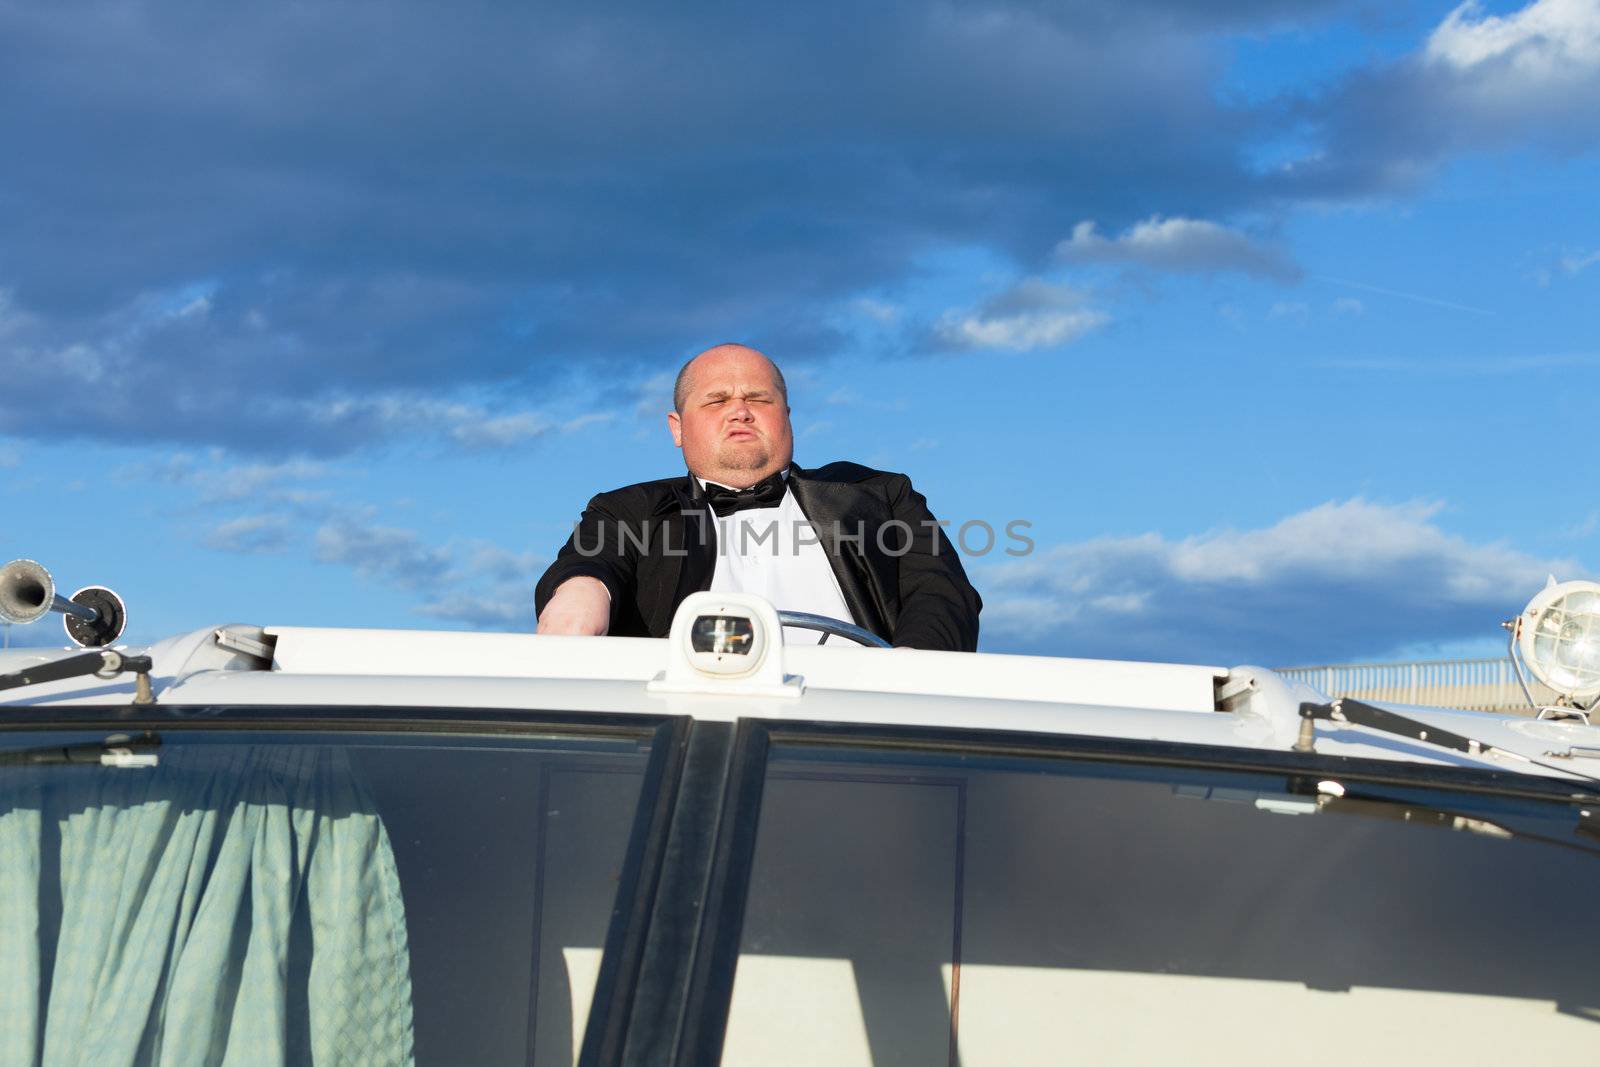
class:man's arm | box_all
[534,495,637,635]
[885,474,982,651]
[537,576,611,635]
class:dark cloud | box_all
[0,0,1267,452]
[2,0,1588,454]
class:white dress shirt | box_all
[702,478,856,645]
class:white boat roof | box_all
[5,620,1600,787]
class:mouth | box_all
[725,429,758,441]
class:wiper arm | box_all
[0,731,160,769]
[0,649,154,704]
[1298,697,1600,789]
[1181,777,1600,857]
[1316,785,1600,859]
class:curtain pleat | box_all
[0,745,415,1067]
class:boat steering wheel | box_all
[776,611,891,648]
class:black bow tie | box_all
[704,472,787,517]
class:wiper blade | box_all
[0,731,160,769]
[1298,697,1600,789]
[0,649,154,703]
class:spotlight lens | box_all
[1554,621,1600,675]
[1520,581,1600,699]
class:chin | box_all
[716,447,771,471]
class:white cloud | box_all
[413,592,530,629]
[1558,248,1600,276]
[976,499,1580,665]
[563,412,615,434]
[1333,0,1600,168]
[935,279,1109,352]
[451,411,554,448]
[851,297,900,324]
[301,393,613,450]
[315,520,454,591]
[0,443,19,468]
[115,438,553,630]
[634,371,676,418]
[0,282,624,455]
[461,542,546,583]
[204,514,294,554]
[1269,300,1310,320]
[1056,216,1301,281]
[1561,510,1600,539]
[1426,0,1600,77]
[308,518,547,629]
[121,452,333,506]
[942,309,1107,350]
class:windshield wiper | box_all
[0,731,160,769]
[1298,697,1600,790]
[1180,777,1600,857]
[0,649,154,704]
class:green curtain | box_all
[0,744,415,1066]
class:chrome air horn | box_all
[0,559,127,647]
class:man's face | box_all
[668,346,794,487]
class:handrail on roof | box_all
[1275,657,1556,714]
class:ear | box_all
[667,410,683,447]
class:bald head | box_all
[666,343,795,486]
[673,344,788,414]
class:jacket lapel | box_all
[652,480,716,636]
[787,466,892,639]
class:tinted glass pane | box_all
[721,742,1600,1066]
[0,726,655,1066]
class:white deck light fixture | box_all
[1511,578,1600,709]
[647,592,804,698]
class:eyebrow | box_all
[699,388,774,402]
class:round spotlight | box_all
[1516,579,1600,703]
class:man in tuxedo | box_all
[534,344,981,650]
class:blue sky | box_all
[2,0,1596,667]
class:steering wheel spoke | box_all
[775,611,890,648]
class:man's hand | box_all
[536,576,611,636]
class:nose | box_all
[727,398,754,422]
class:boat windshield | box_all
[718,734,1600,1065]
[0,722,659,1066]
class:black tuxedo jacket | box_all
[534,462,981,651]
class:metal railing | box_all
[1274,657,1558,715]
